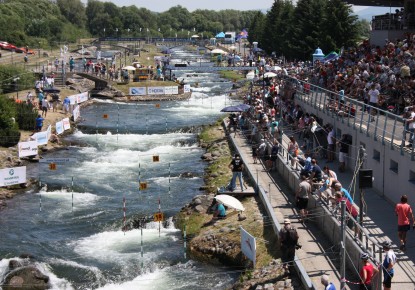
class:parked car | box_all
[0,41,17,51]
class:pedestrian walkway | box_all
[229,129,415,289]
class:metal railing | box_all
[280,76,415,160]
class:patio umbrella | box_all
[123,66,136,71]
[229,45,237,50]
[246,71,255,80]
[221,105,244,112]
[271,66,282,71]
[215,194,245,211]
[211,49,226,54]
[264,72,277,78]
[236,104,251,111]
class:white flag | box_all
[158,28,160,32]
[63,45,68,53]
[147,28,149,32]
[140,28,142,32]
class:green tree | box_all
[57,0,87,28]
[0,96,20,147]
[321,0,358,53]
[248,11,266,46]
[291,0,326,60]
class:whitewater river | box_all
[0,48,242,289]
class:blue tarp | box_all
[215,32,225,38]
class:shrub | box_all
[15,102,37,130]
[0,96,20,147]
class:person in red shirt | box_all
[359,253,378,290]
[395,195,415,251]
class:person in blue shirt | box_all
[213,201,226,219]
[35,114,44,131]
[334,182,354,204]
[321,274,336,290]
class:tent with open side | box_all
[215,32,225,38]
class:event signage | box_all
[73,105,80,121]
[55,120,64,135]
[164,86,179,95]
[32,131,48,146]
[62,118,70,130]
[183,85,191,93]
[0,166,26,187]
[129,87,147,96]
[18,141,38,158]
[39,158,77,164]
[148,87,165,95]
[240,226,256,267]
[68,92,89,105]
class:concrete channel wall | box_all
[226,122,382,290]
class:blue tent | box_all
[215,32,225,38]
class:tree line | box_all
[0,0,369,61]
[249,0,369,60]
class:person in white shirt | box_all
[368,84,380,122]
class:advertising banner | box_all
[0,166,26,187]
[184,84,191,93]
[62,118,71,130]
[240,226,256,267]
[18,141,38,158]
[33,130,48,146]
[165,86,179,95]
[56,120,64,135]
[129,87,147,96]
[68,91,89,105]
[73,105,80,121]
[46,125,52,141]
[148,87,165,95]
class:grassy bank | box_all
[176,118,279,269]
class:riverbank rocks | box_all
[2,259,50,290]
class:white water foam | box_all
[72,228,180,264]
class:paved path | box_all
[230,129,415,289]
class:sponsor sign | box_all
[33,130,48,146]
[147,87,165,95]
[55,121,64,135]
[165,86,179,95]
[73,105,80,121]
[240,226,256,267]
[0,166,26,187]
[68,92,89,105]
[62,118,71,130]
[39,158,77,164]
[18,141,38,158]
[183,84,191,93]
[46,125,52,141]
[129,87,146,96]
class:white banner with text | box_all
[129,87,147,95]
[18,141,38,158]
[0,166,26,187]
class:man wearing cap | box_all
[381,241,396,290]
[279,219,299,274]
[359,253,378,290]
[321,274,336,290]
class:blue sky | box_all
[82,0,397,16]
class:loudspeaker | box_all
[359,169,373,188]
[313,127,328,147]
